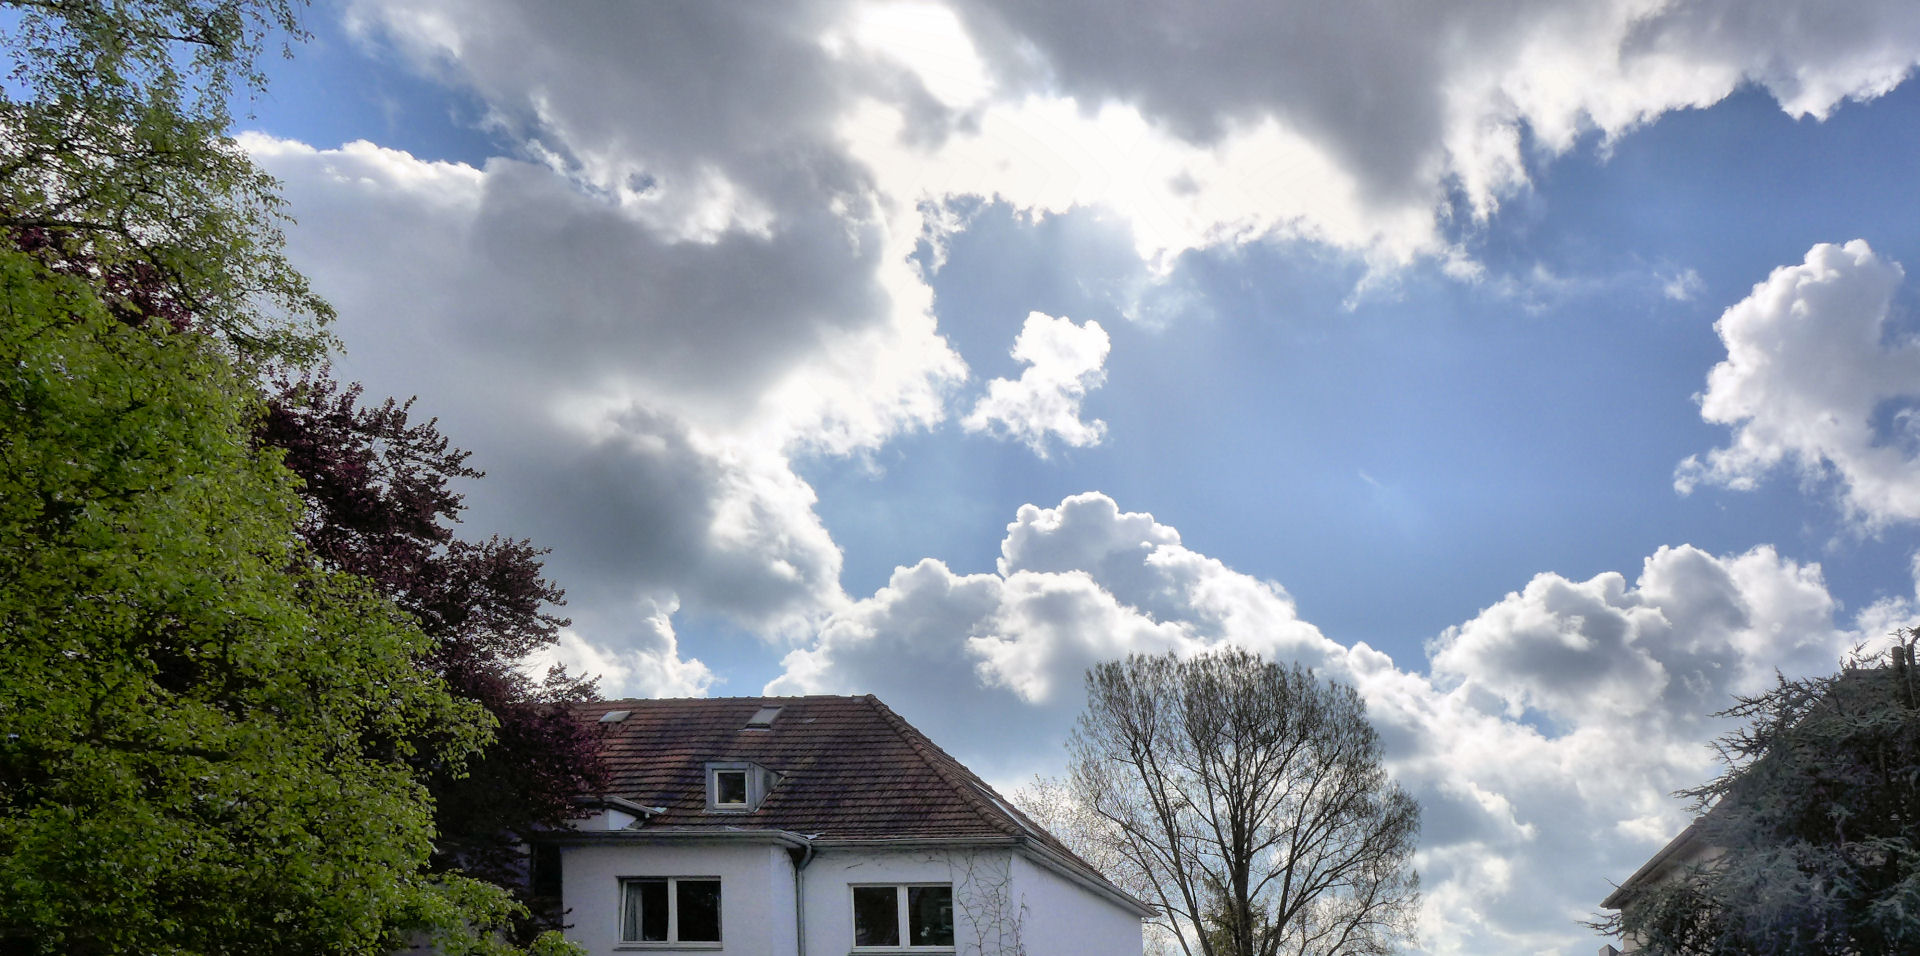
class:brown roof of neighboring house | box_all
[570,695,1090,863]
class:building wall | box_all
[800,848,983,955]
[559,840,797,956]
[563,841,1143,956]
[1008,852,1146,956]
[799,846,1144,956]
[1612,841,1724,954]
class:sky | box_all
[231,1,1920,952]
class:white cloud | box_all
[771,491,1915,955]
[274,0,1920,681]
[1662,267,1704,301]
[245,5,1920,943]
[527,604,717,699]
[341,0,1920,288]
[942,0,1920,260]
[1677,240,1920,525]
[962,312,1110,455]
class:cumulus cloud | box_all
[339,0,1920,281]
[263,1,1920,679]
[962,312,1110,455]
[245,134,964,688]
[1677,240,1920,525]
[953,0,1920,220]
[771,491,1914,954]
[527,605,717,700]
[244,6,1920,943]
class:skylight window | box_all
[599,710,631,723]
[746,706,782,728]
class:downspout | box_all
[791,835,817,956]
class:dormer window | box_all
[705,761,776,812]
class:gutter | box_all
[542,827,815,849]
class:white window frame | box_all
[617,876,723,949]
[849,883,956,952]
[704,761,774,812]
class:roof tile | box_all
[569,695,1090,863]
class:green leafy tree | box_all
[1599,633,1920,955]
[2,0,332,361]
[1067,648,1421,956]
[1,2,584,952]
[0,249,573,954]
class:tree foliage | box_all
[260,372,608,931]
[1599,633,1920,955]
[1,2,586,951]
[1067,648,1420,956]
[2,0,332,361]
[0,249,550,954]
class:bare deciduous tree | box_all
[1066,648,1419,956]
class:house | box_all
[545,694,1153,955]
[1598,643,1920,955]
[1597,819,1721,954]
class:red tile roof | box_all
[569,694,1090,863]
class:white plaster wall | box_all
[1009,853,1145,956]
[559,840,797,956]
[801,849,981,955]
[798,847,1143,956]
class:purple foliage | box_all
[260,371,610,934]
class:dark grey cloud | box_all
[250,139,880,651]
[457,159,890,414]
[950,0,1920,218]
[950,0,1463,206]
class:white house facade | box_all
[547,695,1151,956]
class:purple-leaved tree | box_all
[260,372,609,937]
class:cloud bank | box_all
[260,0,1920,671]
[772,492,1914,954]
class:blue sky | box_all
[237,2,1920,951]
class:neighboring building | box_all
[1599,819,1722,954]
[545,695,1152,956]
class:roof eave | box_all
[1602,820,1704,910]
[542,827,814,850]
[1016,838,1158,918]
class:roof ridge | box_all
[585,694,858,706]
[859,695,1023,838]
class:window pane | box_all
[530,844,561,900]
[715,770,747,805]
[677,880,722,942]
[908,886,954,946]
[852,886,899,946]
[623,879,668,942]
